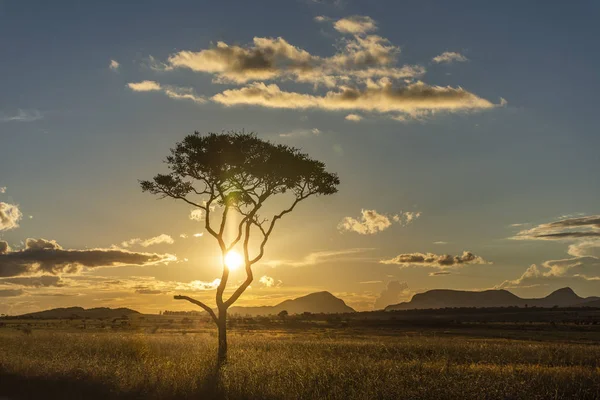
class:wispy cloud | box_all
[0,109,43,123]
[127,81,205,104]
[279,128,321,138]
[264,248,371,267]
[121,234,174,248]
[432,51,468,64]
[511,215,600,241]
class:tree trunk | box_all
[217,309,227,367]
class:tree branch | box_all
[173,295,218,324]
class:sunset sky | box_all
[2,0,600,315]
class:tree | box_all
[277,310,288,320]
[140,131,339,365]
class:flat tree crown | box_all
[140,131,340,207]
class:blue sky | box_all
[1,0,600,314]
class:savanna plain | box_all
[2,311,600,400]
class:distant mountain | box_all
[229,291,355,316]
[12,307,140,319]
[385,287,600,311]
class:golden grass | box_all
[1,329,599,399]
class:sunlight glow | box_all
[224,250,244,271]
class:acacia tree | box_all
[140,131,339,365]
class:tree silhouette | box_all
[277,310,288,320]
[140,131,339,365]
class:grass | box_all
[1,327,600,399]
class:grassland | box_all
[1,314,600,399]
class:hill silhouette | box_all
[228,291,355,316]
[9,307,139,319]
[385,287,599,311]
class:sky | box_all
[1,0,600,315]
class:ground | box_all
[1,311,600,399]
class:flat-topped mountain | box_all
[9,307,140,319]
[385,287,599,311]
[229,291,355,316]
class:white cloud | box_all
[127,81,205,103]
[333,15,377,34]
[0,202,22,231]
[0,187,6,194]
[279,128,321,137]
[189,209,204,221]
[121,234,174,248]
[259,275,282,288]
[339,209,391,234]
[127,80,161,92]
[432,51,468,64]
[345,113,362,121]
[130,15,502,122]
[0,109,43,123]
[109,59,120,71]
[339,209,421,235]
[212,80,497,116]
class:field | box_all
[2,312,600,399]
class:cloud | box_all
[0,238,176,277]
[166,37,319,84]
[333,16,377,34]
[433,241,448,245]
[345,113,362,121]
[380,251,489,269]
[374,280,410,309]
[0,289,24,297]
[264,248,371,267]
[429,271,452,276]
[121,234,175,248]
[393,211,422,226]
[189,209,204,221]
[135,288,163,295]
[259,275,282,288]
[279,128,321,137]
[432,51,468,64]
[212,80,497,117]
[0,187,6,193]
[127,80,161,91]
[512,215,600,241]
[339,209,421,234]
[339,209,392,234]
[0,109,43,123]
[131,15,502,122]
[0,241,10,254]
[127,81,205,103]
[568,241,600,258]
[0,202,22,231]
[0,275,63,287]
[109,59,120,71]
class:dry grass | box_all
[1,329,600,399]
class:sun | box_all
[224,250,244,271]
